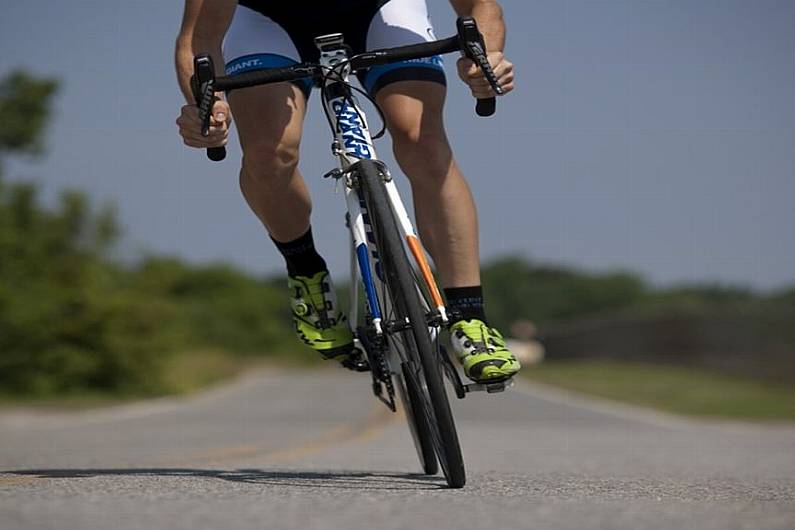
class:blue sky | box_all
[2,1,794,289]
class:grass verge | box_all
[159,349,254,395]
[523,360,795,420]
[0,350,273,411]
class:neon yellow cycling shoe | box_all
[449,319,521,383]
[288,271,354,360]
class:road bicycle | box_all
[191,16,511,489]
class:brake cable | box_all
[319,58,388,142]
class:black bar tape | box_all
[350,37,459,69]
[214,65,319,92]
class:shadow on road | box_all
[7,468,447,491]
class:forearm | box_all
[175,35,197,102]
[191,0,235,77]
[450,0,505,52]
[190,38,226,81]
[174,0,234,103]
[176,36,223,104]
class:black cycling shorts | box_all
[223,0,446,98]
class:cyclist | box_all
[175,0,520,383]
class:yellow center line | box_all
[1,398,404,489]
[0,406,398,488]
[260,403,402,464]
[0,474,39,487]
[162,401,399,467]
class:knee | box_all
[391,125,453,183]
[241,139,300,188]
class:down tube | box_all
[345,186,383,334]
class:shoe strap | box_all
[456,320,513,354]
[293,277,336,328]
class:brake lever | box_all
[191,54,226,162]
[457,17,502,117]
[467,42,502,117]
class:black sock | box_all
[272,227,327,277]
[444,285,488,324]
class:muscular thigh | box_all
[223,4,308,155]
[377,81,448,145]
[361,0,446,95]
[228,83,306,156]
[365,0,448,142]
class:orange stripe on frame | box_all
[406,235,445,309]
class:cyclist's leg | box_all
[224,5,312,242]
[231,86,353,358]
[230,84,310,242]
[376,82,480,289]
[365,0,520,381]
[378,85,520,382]
[224,6,354,358]
[362,0,479,289]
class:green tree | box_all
[482,256,648,329]
[0,70,311,398]
[0,70,58,157]
[0,71,176,396]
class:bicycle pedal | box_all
[323,168,344,180]
[340,351,370,372]
[463,378,514,394]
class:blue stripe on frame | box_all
[356,243,382,320]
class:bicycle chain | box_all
[359,327,396,412]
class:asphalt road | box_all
[1,368,794,530]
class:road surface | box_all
[1,368,794,529]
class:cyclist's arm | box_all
[174,0,235,101]
[190,0,236,75]
[175,0,205,102]
[174,0,235,149]
[448,0,514,97]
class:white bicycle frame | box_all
[315,35,448,355]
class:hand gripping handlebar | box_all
[190,55,227,161]
[457,16,503,117]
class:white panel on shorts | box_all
[366,0,437,50]
[362,0,445,93]
[222,5,301,64]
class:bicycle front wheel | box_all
[356,160,465,488]
[395,365,438,476]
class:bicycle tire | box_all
[356,160,465,488]
[395,367,438,475]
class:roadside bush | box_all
[0,184,179,395]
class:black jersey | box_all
[226,0,445,96]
